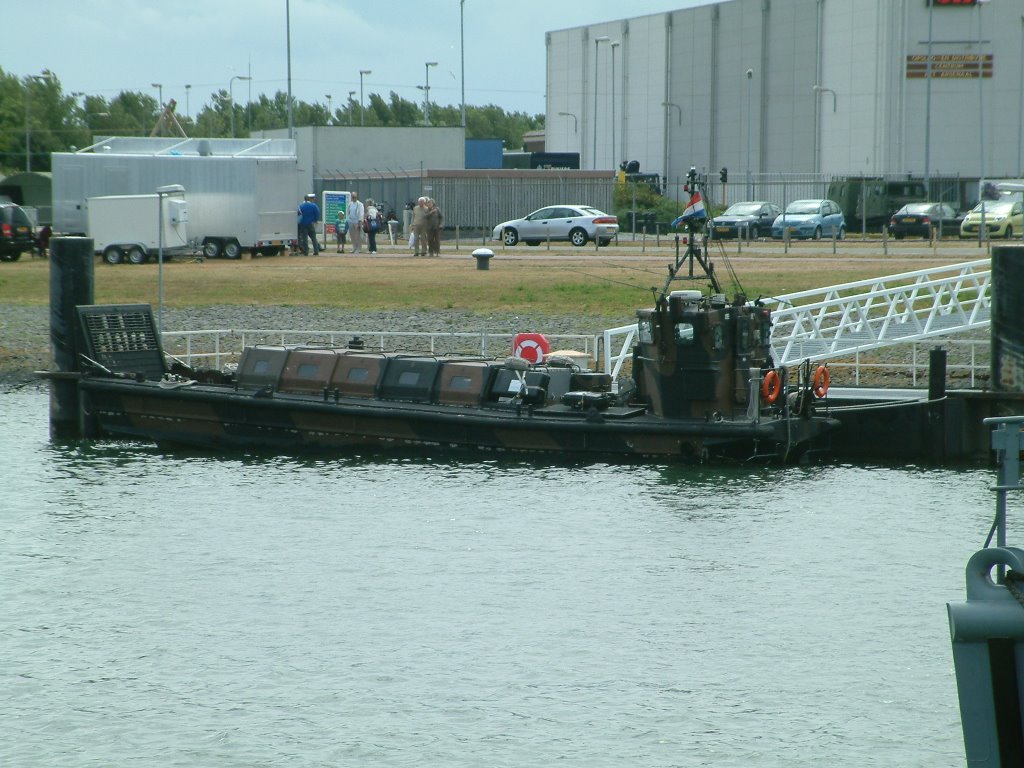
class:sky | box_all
[7,0,711,118]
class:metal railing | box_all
[161,328,601,370]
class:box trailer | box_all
[53,137,301,259]
[87,191,190,265]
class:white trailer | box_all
[53,137,301,259]
[87,192,190,264]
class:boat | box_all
[53,184,839,463]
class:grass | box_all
[0,240,982,317]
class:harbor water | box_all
[1,385,1000,766]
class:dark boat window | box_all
[712,325,725,351]
[254,360,270,374]
[449,375,473,391]
[675,323,695,344]
[638,319,653,344]
[297,363,319,378]
[348,367,370,382]
[398,371,420,386]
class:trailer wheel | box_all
[223,240,242,259]
[103,246,124,265]
[127,246,149,265]
[203,240,222,259]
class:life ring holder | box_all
[812,365,830,398]
[512,333,550,365]
[761,369,781,404]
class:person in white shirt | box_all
[346,192,365,254]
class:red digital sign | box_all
[928,0,979,6]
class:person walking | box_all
[346,192,365,254]
[365,198,381,254]
[297,193,321,255]
[411,196,429,257]
[426,198,443,257]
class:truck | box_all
[87,191,190,265]
[52,137,300,259]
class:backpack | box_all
[368,215,380,233]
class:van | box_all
[0,202,34,261]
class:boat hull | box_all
[79,378,834,463]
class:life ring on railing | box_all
[813,365,831,398]
[761,369,781,404]
[512,332,550,365]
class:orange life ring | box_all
[761,369,781,404]
[813,365,830,398]
[512,332,550,365]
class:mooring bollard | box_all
[472,248,494,270]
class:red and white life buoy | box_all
[512,332,550,365]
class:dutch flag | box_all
[671,191,707,227]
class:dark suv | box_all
[0,202,34,261]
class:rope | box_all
[1005,571,1024,610]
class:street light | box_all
[185,84,191,120]
[662,102,682,201]
[348,90,356,126]
[25,69,53,172]
[151,82,163,109]
[746,68,753,199]
[592,35,609,169]
[558,111,578,133]
[325,93,332,125]
[611,41,620,168]
[460,0,466,128]
[423,61,438,126]
[812,85,836,176]
[229,75,251,138]
[359,69,371,126]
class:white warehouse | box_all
[545,0,1024,186]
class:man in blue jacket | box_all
[297,194,321,255]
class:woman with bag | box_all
[364,198,381,254]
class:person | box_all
[364,198,381,254]
[425,198,443,257]
[411,196,429,257]
[297,193,321,255]
[334,209,348,253]
[35,224,52,258]
[346,192,365,254]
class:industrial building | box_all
[545,0,1024,193]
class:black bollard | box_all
[991,245,1024,392]
[49,237,95,439]
[928,347,947,402]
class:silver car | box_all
[492,205,619,247]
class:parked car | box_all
[771,199,846,240]
[0,202,35,261]
[492,205,619,247]
[710,201,782,239]
[887,202,962,239]
[959,200,1024,239]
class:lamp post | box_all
[151,82,163,108]
[156,184,185,334]
[1019,15,1024,175]
[229,75,251,138]
[460,0,466,128]
[359,69,371,126]
[25,69,53,173]
[661,102,682,201]
[611,41,620,169]
[746,69,754,199]
[422,61,438,126]
[812,84,836,175]
[286,0,293,138]
[348,91,356,126]
[325,94,332,125]
[185,84,191,120]
[592,35,609,169]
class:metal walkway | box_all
[602,258,991,380]
[765,258,990,365]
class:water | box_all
[1,386,1001,766]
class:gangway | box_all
[602,258,991,381]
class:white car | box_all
[492,205,619,247]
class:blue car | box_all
[771,199,846,240]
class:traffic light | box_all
[720,167,728,184]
